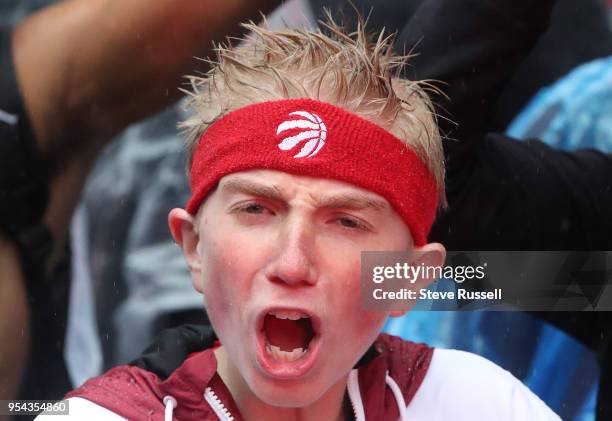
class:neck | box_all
[214,347,351,421]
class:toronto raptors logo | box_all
[276,111,327,158]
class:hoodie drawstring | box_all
[347,369,410,421]
[163,395,177,421]
[385,372,408,421]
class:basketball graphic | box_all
[276,111,327,158]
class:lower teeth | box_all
[265,343,308,362]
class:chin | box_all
[248,375,327,408]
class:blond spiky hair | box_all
[181,12,446,205]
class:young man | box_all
[39,19,559,420]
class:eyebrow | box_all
[219,178,284,202]
[314,193,389,213]
[219,177,389,212]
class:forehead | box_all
[215,169,391,208]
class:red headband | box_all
[187,99,438,246]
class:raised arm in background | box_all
[398,0,556,186]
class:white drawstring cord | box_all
[347,370,366,421]
[385,371,409,421]
[163,395,177,421]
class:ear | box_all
[390,242,446,317]
[168,208,204,293]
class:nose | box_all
[266,216,317,287]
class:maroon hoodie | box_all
[66,333,432,421]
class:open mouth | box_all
[263,310,315,362]
[255,308,321,378]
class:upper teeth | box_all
[269,310,309,321]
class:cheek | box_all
[328,245,365,300]
[327,258,387,334]
[355,312,388,339]
[340,295,387,341]
[198,229,269,317]
[326,256,387,349]
[200,242,240,303]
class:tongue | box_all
[263,315,314,352]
